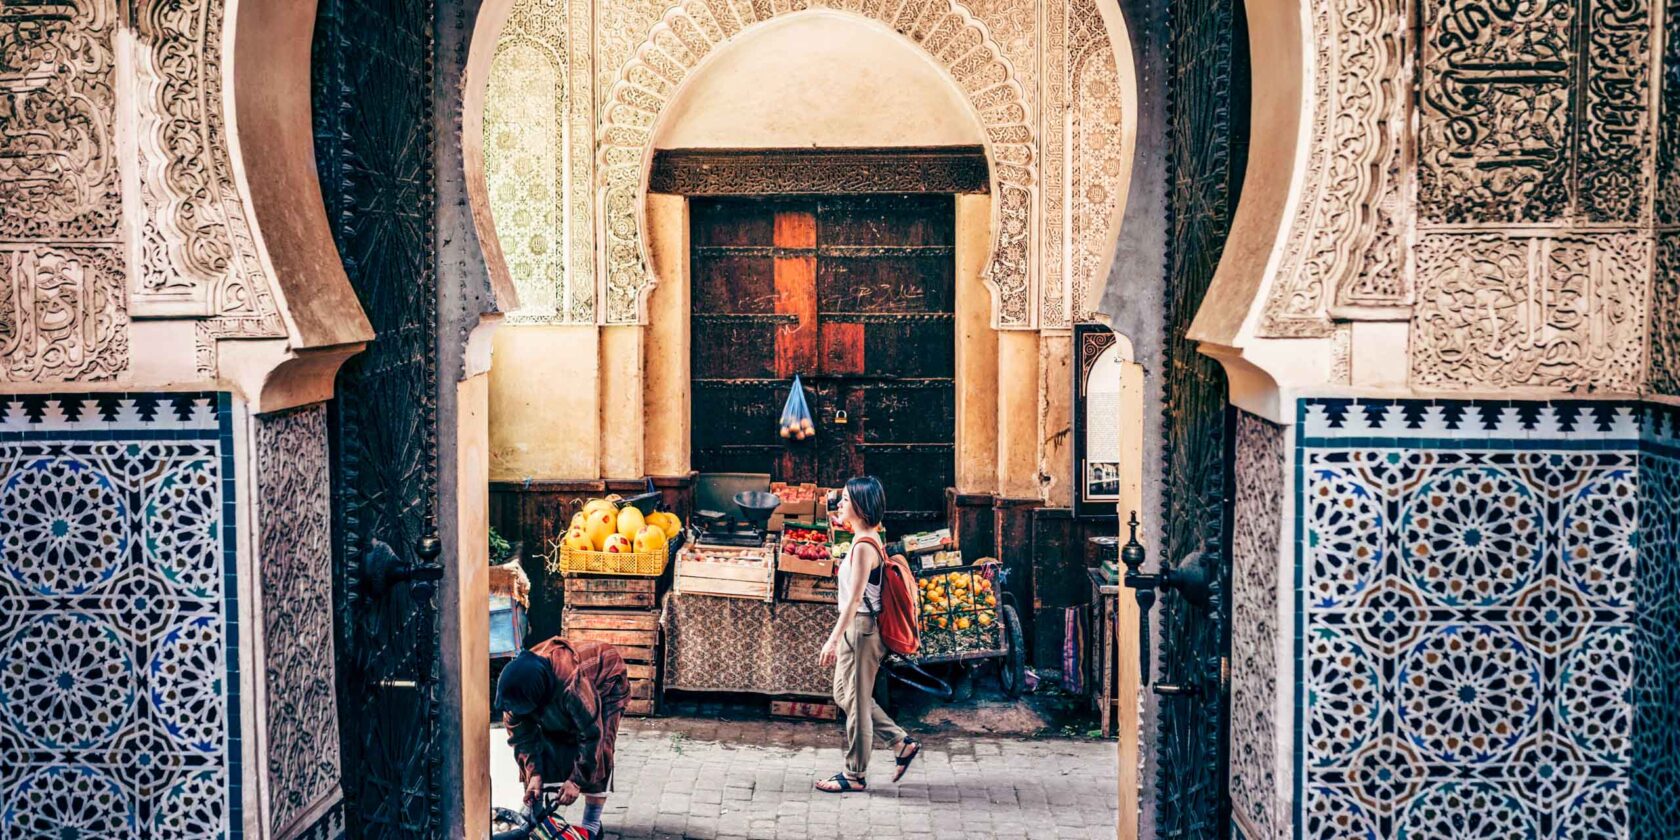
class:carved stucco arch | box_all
[598,0,1038,327]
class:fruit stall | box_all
[509,469,1036,712]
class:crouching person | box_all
[497,638,630,839]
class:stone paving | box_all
[491,715,1120,839]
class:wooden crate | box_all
[770,699,839,720]
[675,544,774,601]
[561,607,661,716]
[563,576,657,610]
[779,574,838,604]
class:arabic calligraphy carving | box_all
[1419,0,1652,225]
[1410,233,1649,391]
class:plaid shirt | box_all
[504,637,628,786]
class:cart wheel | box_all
[998,604,1026,697]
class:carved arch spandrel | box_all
[1256,0,1409,337]
[598,0,1038,327]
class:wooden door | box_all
[690,195,956,533]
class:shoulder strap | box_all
[852,536,885,615]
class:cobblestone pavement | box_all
[491,715,1120,839]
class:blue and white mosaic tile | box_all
[1295,399,1643,840]
[0,393,240,839]
[1633,406,1680,839]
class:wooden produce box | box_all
[771,699,839,720]
[779,525,835,576]
[563,576,657,610]
[561,607,660,716]
[675,543,775,601]
[780,574,838,604]
[777,554,835,577]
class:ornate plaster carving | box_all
[597,0,1038,325]
[1658,0,1680,228]
[0,0,121,242]
[134,0,285,376]
[0,0,289,382]
[0,1,128,380]
[1410,233,1649,392]
[485,0,597,324]
[1649,233,1680,395]
[256,404,342,838]
[133,0,282,334]
[1418,0,1652,225]
[649,147,990,194]
[1259,0,1408,336]
[1230,411,1285,840]
[1067,0,1125,326]
[0,246,128,381]
[1041,0,1067,329]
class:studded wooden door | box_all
[1153,0,1250,834]
[690,195,956,534]
[313,0,445,835]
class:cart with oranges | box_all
[892,560,1026,698]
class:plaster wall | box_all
[489,326,602,480]
[1041,333,1075,506]
[653,14,980,150]
[998,330,1043,498]
[600,326,646,479]
[452,373,493,840]
[644,194,693,477]
[955,194,1001,494]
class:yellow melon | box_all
[584,508,616,550]
[582,498,616,518]
[648,511,682,539]
[602,533,632,553]
[633,525,668,554]
[616,506,646,540]
[570,511,585,530]
[562,527,593,553]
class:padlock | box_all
[834,410,849,425]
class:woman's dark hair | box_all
[844,476,886,529]
[496,650,556,716]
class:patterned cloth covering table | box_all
[661,591,833,697]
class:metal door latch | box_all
[1118,511,1218,687]
[360,513,445,597]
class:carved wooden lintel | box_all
[649,147,991,196]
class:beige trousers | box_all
[832,614,907,778]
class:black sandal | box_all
[892,737,922,782]
[815,773,867,793]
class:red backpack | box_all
[855,536,920,656]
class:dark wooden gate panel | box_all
[1152,0,1250,833]
[313,0,443,835]
[691,196,955,532]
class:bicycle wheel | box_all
[998,604,1026,697]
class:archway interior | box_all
[653,12,986,149]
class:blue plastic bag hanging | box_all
[779,375,815,441]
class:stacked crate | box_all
[561,577,660,716]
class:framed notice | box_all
[1073,323,1123,519]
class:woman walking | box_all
[815,476,922,793]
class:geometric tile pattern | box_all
[0,393,240,839]
[1296,398,1639,840]
[1634,408,1680,839]
[255,404,341,837]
